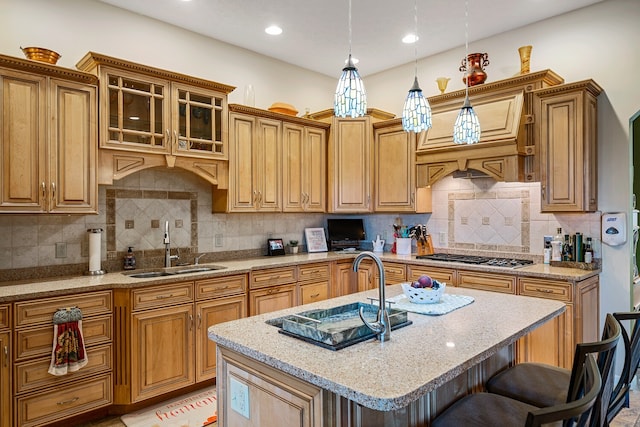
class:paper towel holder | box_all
[85,228,107,276]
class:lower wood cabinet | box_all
[517,275,599,368]
[457,271,516,294]
[12,291,113,427]
[1,303,10,427]
[297,263,331,306]
[332,260,356,297]
[114,275,247,405]
[406,265,456,286]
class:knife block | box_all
[417,235,434,256]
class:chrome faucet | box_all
[164,221,179,267]
[353,251,392,342]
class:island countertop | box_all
[208,284,566,411]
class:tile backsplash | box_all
[0,168,601,277]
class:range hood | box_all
[415,70,564,186]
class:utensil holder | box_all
[396,238,412,255]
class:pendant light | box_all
[402,0,432,133]
[453,0,481,144]
[334,0,367,118]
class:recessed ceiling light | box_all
[402,34,419,44]
[265,25,283,35]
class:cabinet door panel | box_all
[249,285,296,316]
[50,79,97,213]
[196,295,246,382]
[282,123,304,211]
[229,113,257,210]
[0,331,10,427]
[374,125,415,212]
[305,127,327,212]
[0,71,46,212]
[330,117,371,212]
[131,305,194,402]
[256,118,281,211]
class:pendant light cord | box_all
[464,0,469,98]
[413,0,418,77]
[348,0,353,57]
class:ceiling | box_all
[97,0,604,78]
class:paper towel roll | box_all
[88,229,102,272]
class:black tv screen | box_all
[327,218,365,241]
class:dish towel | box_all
[48,307,88,376]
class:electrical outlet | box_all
[230,376,250,419]
[439,232,446,245]
[55,242,67,258]
[215,234,223,247]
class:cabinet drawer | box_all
[249,284,297,316]
[15,314,112,361]
[196,274,247,300]
[15,373,112,427]
[519,278,572,302]
[299,281,330,305]
[407,265,456,286]
[14,291,112,328]
[383,262,406,284]
[298,263,331,283]
[0,304,9,330]
[250,266,297,289]
[457,271,516,294]
[131,281,194,311]
[15,344,112,394]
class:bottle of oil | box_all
[123,246,136,270]
[584,237,594,263]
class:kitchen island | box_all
[208,284,566,427]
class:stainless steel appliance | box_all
[416,253,534,268]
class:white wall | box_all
[0,0,336,113]
[2,0,638,332]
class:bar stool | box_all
[486,313,621,427]
[431,354,601,427]
[607,311,640,425]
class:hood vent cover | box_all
[415,70,564,186]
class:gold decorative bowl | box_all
[20,47,61,64]
[268,102,298,116]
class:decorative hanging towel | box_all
[48,307,88,376]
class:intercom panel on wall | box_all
[602,212,627,246]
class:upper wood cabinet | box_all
[0,54,98,214]
[76,52,234,187]
[214,105,329,213]
[282,123,327,212]
[311,108,395,213]
[534,80,601,212]
[223,111,282,212]
[373,119,417,212]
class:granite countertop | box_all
[207,284,566,411]
[0,251,600,302]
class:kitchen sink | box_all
[124,265,226,279]
[267,302,412,350]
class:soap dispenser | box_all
[124,246,136,270]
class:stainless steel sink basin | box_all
[173,266,224,274]
[267,302,412,350]
[126,271,174,278]
[124,265,226,279]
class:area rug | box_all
[121,387,217,427]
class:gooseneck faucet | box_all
[353,251,391,342]
[164,221,179,267]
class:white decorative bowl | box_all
[401,282,446,304]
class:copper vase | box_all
[460,53,489,86]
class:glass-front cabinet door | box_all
[105,71,169,152]
[173,83,226,158]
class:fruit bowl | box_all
[401,281,446,304]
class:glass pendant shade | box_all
[402,76,432,132]
[453,96,481,144]
[334,54,367,118]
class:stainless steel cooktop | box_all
[415,253,535,268]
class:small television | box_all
[327,218,365,250]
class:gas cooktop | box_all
[416,253,535,268]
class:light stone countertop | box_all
[0,251,599,302]
[208,284,566,411]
